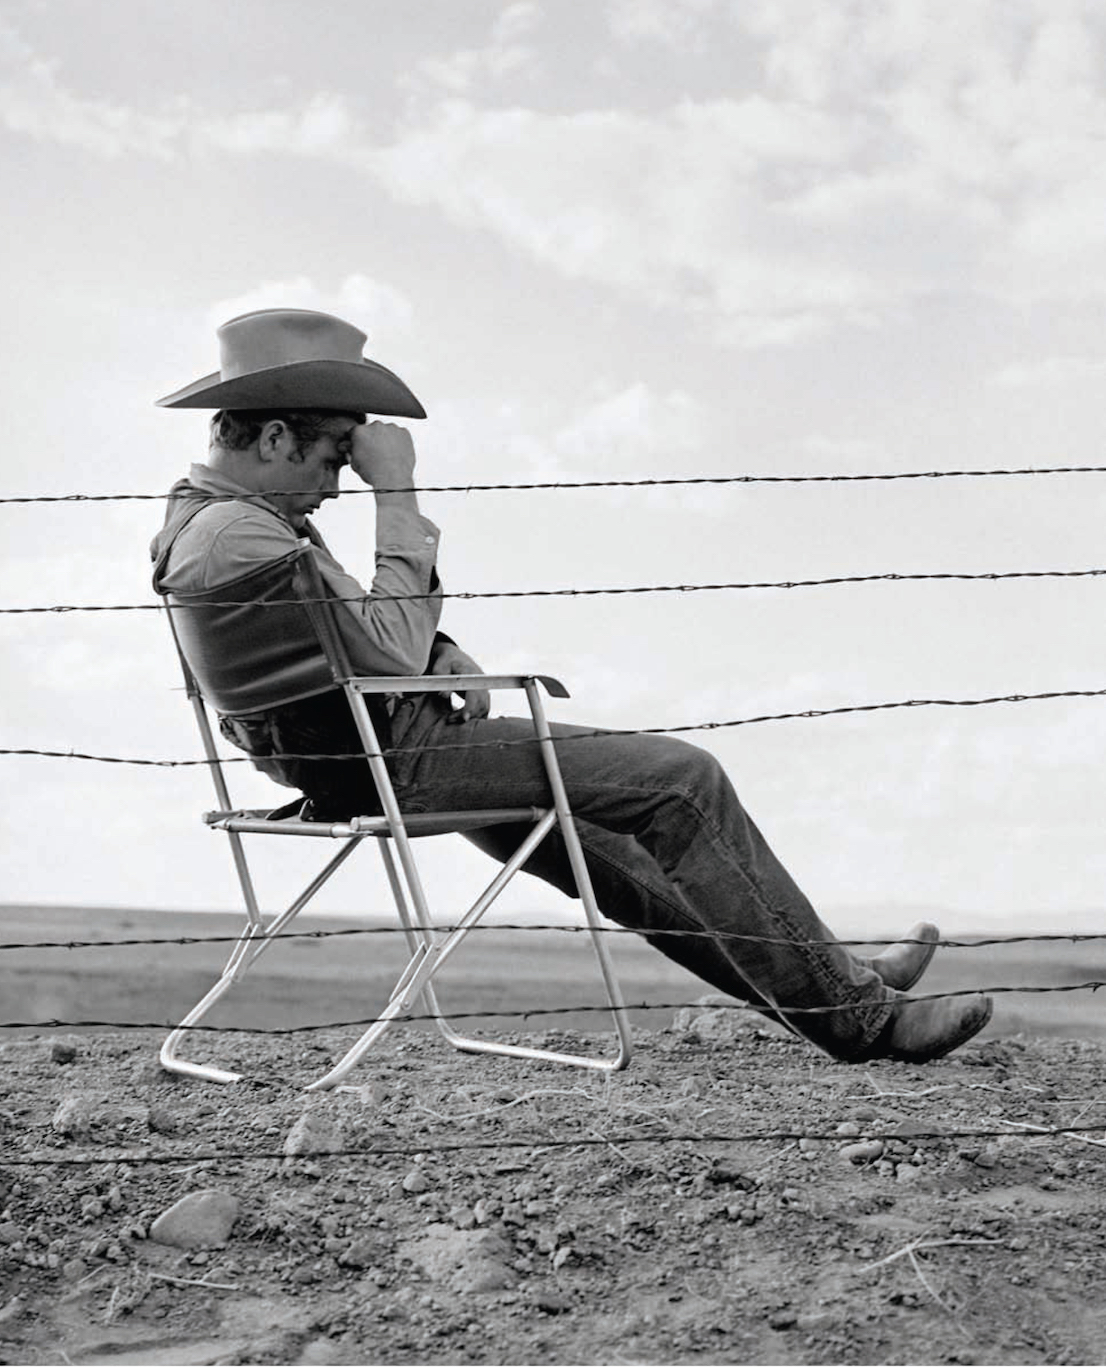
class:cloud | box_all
[6,4,1106,343]
[400,1,543,101]
[990,355,1106,388]
[605,0,724,47]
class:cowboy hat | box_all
[155,308,426,417]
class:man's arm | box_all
[427,635,491,724]
[321,421,445,676]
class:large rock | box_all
[398,1223,517,1293]
[673,995,774,1045]
[149,1189,240,1249]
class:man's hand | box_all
[429,642,491,725]
[349,421,417,496]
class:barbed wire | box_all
[1,925,1103,954]
[3,980,1102,1035]
[6,566,1106,615]
[5,687,1106,768]
[4,463,1106,505]
[4,1120,1104,1168]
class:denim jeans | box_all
[380,696,894,1060]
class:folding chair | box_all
[158,539,632,1090]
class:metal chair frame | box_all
[160,542,632,1090]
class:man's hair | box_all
[209,409,366,454]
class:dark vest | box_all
[151,481,341,716]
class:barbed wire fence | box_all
[2,458,1104,1171]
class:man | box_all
[152,307,993,1064]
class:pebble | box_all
[402,1169,430,1195]
[835,1121,862,1138]
[49,1039,78,1065]
[535,1292,573,1314]
[147,1107,181,1136]
[840,1140,885,1164]
[0,1222,23,1245]
[149,1189,240,1249]
[769,1310,797,1330]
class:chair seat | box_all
[204,806,549,838]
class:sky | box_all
[2,0,1105,935]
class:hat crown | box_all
[217,309,368,380]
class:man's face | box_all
[266,418,359,529]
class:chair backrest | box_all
[162,544,338,716]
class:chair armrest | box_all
[348,673,569,699]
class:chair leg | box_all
[160,838,364,1083]
[310,809,633,1090]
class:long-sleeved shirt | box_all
[154,462,445,680]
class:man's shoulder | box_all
[162,499,298,592]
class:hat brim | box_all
[155,358,426,418]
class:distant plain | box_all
[1,903,1102,1049]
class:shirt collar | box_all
[187,462,284,519]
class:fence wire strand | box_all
[6,566,1106,615]
[1,926,1103,954]
[2,979,1102,1035]
[5,462,1106,505]
[4,1121,1105,1169]
[5,686,1106,768]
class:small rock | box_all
[706,1166,755,1189]
[60,1258,87,1281]
[473,1198,496,1225]
[835,1121,862,1138]
[51,1095,148,1137]
[896,1163,921,1185]
[148,1107,181,1136]
[401,1169,430,1195]
[501,1203,525,1227]
[451,1206,476,1230]
[769,1310,797,1330]
[51,1097,94,1137]
[50,1039,78,1065]
[284,1108,346,1158]
[552,1246,573,1270]
[0,1222,23,1245]
[535,1292,573,1314]
[149,1189,240,1249]
[340,1236,384,1268]
[840,1140,885,1164]
[80,1197,104,1220]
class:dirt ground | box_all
[1,1005,1105,1366]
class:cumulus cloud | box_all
[400,1,543,100]
[6,3,1106,343]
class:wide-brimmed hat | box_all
[155,308,426,417]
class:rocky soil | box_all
[1,1004,1105,1366]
